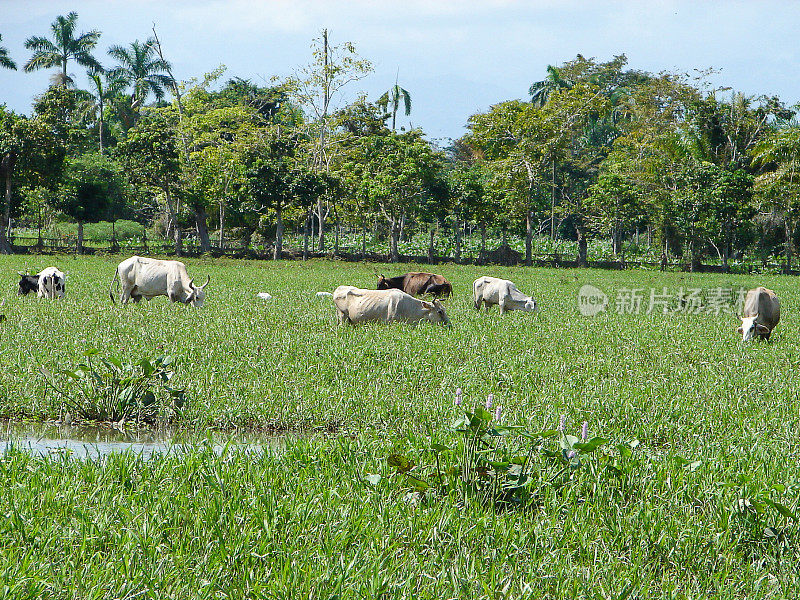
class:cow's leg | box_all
[132,295,142,304]
[474,297,482,311]
[499,293,508,315]
[120,285,133,305]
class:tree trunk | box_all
[174,225,183,257]
[361,224,366,259]
[334,212,340,256]
[454,217,462,264]
[550,159,556,240]
[480,222,487,264]
[722,244,729,273]
[316,197,325,252]
[195,205,212,253]
[428,226,435,264]
[390,220,400,263]
[274,203,283,260]
[218,201,225,251]
[576,227,588,267]
[399,212,406,242]
[0,155,15,254]
[785,220,793,274]
[77,220,84,255]
[111,220,118,253]
[303,210,310,261]
[525,210,533,266]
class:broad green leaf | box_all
[573,437,608,452]
[387,454,413,474]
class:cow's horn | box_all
[200,275,210,290]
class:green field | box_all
[1,256,799,598]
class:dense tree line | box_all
[2,13,800,269]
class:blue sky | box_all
[1,1,798,143]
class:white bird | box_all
[256,292,273,300]
[316,291,333,298]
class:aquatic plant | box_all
[40,349,185,424]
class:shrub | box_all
[41,349,185,424]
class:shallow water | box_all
[0,421,290,460]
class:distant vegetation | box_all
[2,14,800,271]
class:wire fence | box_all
[8,234,796,275]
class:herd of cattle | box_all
[15,255,781,341]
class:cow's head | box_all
[524,297,537,311]
[376,274,388,290]
[52,272,66,298]
[187,275,210,307]
[17,274,38,295]
[422,298,451,327]
[738,315,769,341]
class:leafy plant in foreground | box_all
[41,349,185,424]
[382,388,638,508]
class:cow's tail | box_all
[108,268,119,304]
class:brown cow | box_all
[377,272,452,298]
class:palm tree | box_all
[377,78,412,131]
[528,65,572,108]
[23,12,100,87]
[0,34,17,70]
[107,38,173,115]
[529,65,573,239]
[78,70,125,154]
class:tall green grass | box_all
[2,257,799,597]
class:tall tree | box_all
[107,38,172,120]
[752,122,800,272]
[291,29,372,252]
[348,129,441,262]
[116,112,184,254]
[56,153,127,253]
[0,108,64,253]
[377,78,412,131]
[79,70,125,155]
[0,34,17,70]
[529,64,572,108]
[23,12,100,87]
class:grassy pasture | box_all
[1,256,799,597]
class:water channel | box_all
[0,420,290,459]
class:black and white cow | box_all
[18,267,66,299]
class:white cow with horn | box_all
[738,287,780,341]
[109,256,210,307]
[473,276,537,314]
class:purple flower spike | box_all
[566,450,577,459]
[485,394,494,410]
[558,414,566,432]
[454,387,463,406]
[581,421,589,441]
[494,406,502,421]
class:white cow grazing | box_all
[109,256,210,307]
[37,267,66,299]
[332,286,450,326]
[473,276,536,314]
[738,287,780,341]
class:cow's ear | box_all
[736,326,743,334]
[421,301,434,310]
[755,323,770,334]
